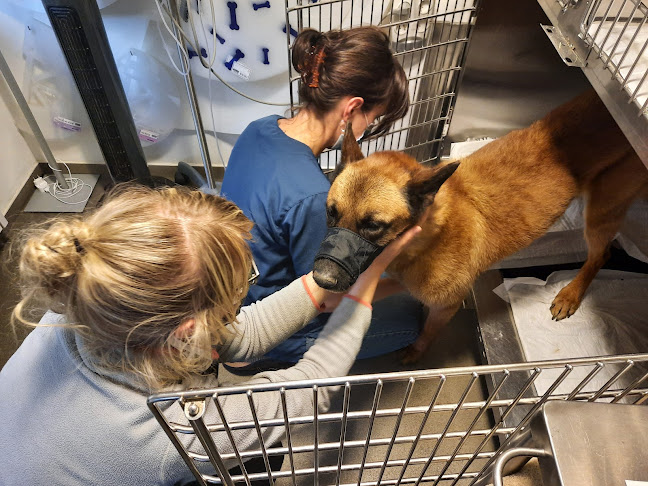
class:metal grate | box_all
[149,353,648,486]
[43,1,150,183]
[581,0,648,116]
[283,0,481,170]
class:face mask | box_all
[330,112,374,150]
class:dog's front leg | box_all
[551,157,646,320]
[401,300,462,364]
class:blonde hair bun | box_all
[18,219,92,311]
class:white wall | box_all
[0,0,292,215]
[0,95,38,217]
[0,7,38,217]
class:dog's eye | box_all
[364,221,384,231]
[326,205,339,226]
[359,219,388,238]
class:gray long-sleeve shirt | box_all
[0,278,371,485]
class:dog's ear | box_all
[407,162,460,217]
[332,121,365,180]
[341,120,364,164]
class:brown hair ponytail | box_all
[292,26,409,136]
[293,29,327,88]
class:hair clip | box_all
[309,48,326,88]
[73,238,85,254]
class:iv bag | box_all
[117,48,182,148]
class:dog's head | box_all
[313,124,459,292]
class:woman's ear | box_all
[169,318,219,360]
[173,318,195,340]
[341,96,365,120]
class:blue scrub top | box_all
[221,115,331,308]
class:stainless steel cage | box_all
[148,353,648,486]
[538,0,648,166]
[283,0,482,170]
[582,0,648,115]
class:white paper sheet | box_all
[495,269,648,397]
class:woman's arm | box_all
[216,277,322,362]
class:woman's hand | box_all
[302,272,345,312]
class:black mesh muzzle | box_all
[314,227,384,287]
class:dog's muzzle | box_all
[313,227,384,292]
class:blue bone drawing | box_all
[208,28,226,44]
[262,47,270,64]
[282,24,298,37]
[253,1,270,9]
[224,48,245,70]
[227,2,240,30]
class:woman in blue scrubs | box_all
[221,26,423,372]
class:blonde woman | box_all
[0,185,420,486]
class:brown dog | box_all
[313,90,648,363]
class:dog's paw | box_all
[400,343,425,364]
[550,286,582,321]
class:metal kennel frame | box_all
[148,353,648,486]
[283,0,482,170]
[538,0,648,167]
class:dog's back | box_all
[539,89,637,181]
[463,90,634,186]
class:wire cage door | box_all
[581,0,648,116]
[283,0,482,170]
[539,0,648,164]
[149,353,648,486]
